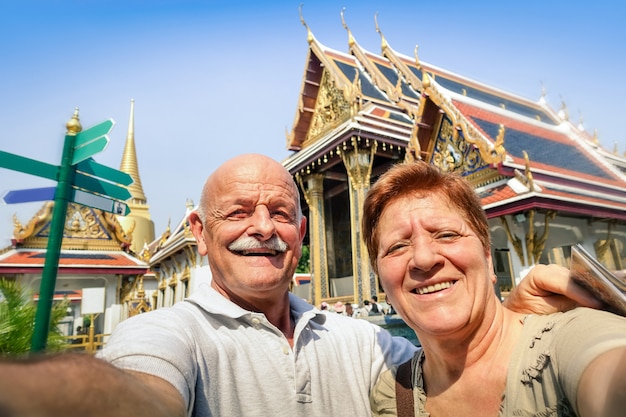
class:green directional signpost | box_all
[0,110,133,352]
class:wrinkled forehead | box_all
[382,189,451,213]
[207,163,299,207]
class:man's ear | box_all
[189,211,208,256]
[299,216,307,245]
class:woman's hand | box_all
[503,264,604,314]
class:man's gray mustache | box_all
[228,235,288,252]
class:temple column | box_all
[342,138,377,304]
[297,173,329,305]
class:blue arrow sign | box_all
[2,186,56,204]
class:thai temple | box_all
[2,15,626,339]
[278,13,626,306]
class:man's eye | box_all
[228,209,249,219]
[271,210,293,222]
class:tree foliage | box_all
[0,278,69,356]
[296,245,310,273]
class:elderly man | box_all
[0,154,600,417]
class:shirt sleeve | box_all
[553,308,626,413]
[97,308,197,411]
[370,365,399,416]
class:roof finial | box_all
[522,150,535,191]
[374,12,389,52]
[558,97,569,121]
[340,7,355,48]
[577,111,584,131]
[66,107,82,135]
[413,44,422,70]
[299,4,314,44]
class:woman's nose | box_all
[409,237,441,272]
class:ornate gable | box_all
[11,201,132,251]
[306,70,353,146]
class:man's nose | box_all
[247,206,276,240]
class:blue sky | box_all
[1,0,624,248]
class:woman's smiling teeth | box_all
[415,281,454,295]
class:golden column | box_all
[342,138,377,303]
[297,173,330,305]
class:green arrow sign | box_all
[76,158,133,186]
[71,119,114,165]
[73,173,132,201]
[71,188,130,215]
[73,119,114,148]
[0,150,59,181]
[72,136,109,165]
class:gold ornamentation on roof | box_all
[522,150,535,191]
[493,124,506,157]
[414,45,421,70]
[140,242,152,262]
[159,220,171,246]
[307,70,352,145]
[374,12,388,52]
[12,203,53,241]
[405,123,422,163]
[432,118,462,173]
[558,99,569,120]
[299,4,314,45]
[340,8,356,48]
[12,201,131,250]
[420,72,505,164]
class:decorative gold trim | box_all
[421,72,506,165]
[306,70,353,145]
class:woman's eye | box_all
[436,231,460,240]
[387,242,408,254]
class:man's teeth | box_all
[417,281,453,295]
[241,249,276,256]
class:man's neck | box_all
[211,282,295,345]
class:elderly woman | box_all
[363,161,626,417]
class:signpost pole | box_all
[31,109,81,352]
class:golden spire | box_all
[117,99,155,255]
[120,99,147,203]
